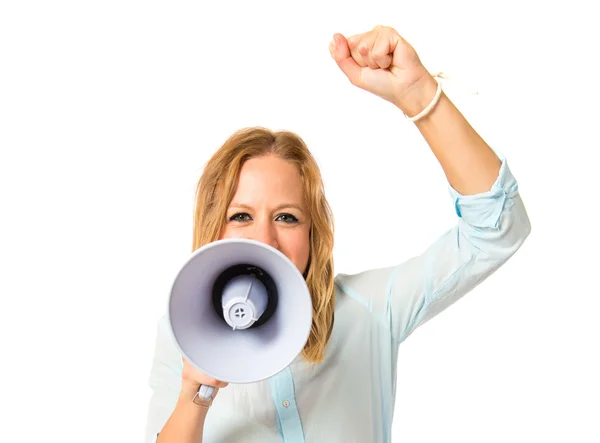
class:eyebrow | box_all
[229,202,306,213]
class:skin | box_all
[158,25,502,443]
[221,155,311,275]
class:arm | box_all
[330,27,531,341]
[396,74,502,196]
[156,387,208,443]
[146,316,224,443]
[336,156,530,343]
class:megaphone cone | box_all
[168,238,312,384]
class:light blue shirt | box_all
[145,156,531,442]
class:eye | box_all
[229,212,252,222]
[275,213,299,224]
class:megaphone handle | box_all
[198,384,216,400]
[192,384,216,408]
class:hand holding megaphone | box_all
[181,357,228,407]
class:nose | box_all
[252,220,279,250]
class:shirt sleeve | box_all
[144,314,183,443]
[334,155,531,344]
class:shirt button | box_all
[283,400,290,408]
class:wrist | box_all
[176,390,210,420]
[393,71,439,117]
[180,380,202,401]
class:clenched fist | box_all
[329,25,437,115]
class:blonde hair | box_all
[192,127,335,363]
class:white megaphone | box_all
[168,238,313,404]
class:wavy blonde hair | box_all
[192,127,335,363]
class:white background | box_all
[1,0,598,442]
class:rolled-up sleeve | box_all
[144,315,183,443]
[335,155,531,343]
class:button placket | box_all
[269,367,305,442]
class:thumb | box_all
[329,33,361,86]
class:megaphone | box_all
[168,238,312,403]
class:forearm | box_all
[157,385,207,443]
[395,73,502,196]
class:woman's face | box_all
[220,154,311,275]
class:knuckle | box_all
[372,50,385,59]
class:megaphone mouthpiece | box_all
[211,264,279,330]
[221,275,268,330]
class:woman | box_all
[146,26,531,443]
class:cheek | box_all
[219,225,240,240]
[280,229,311,274]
